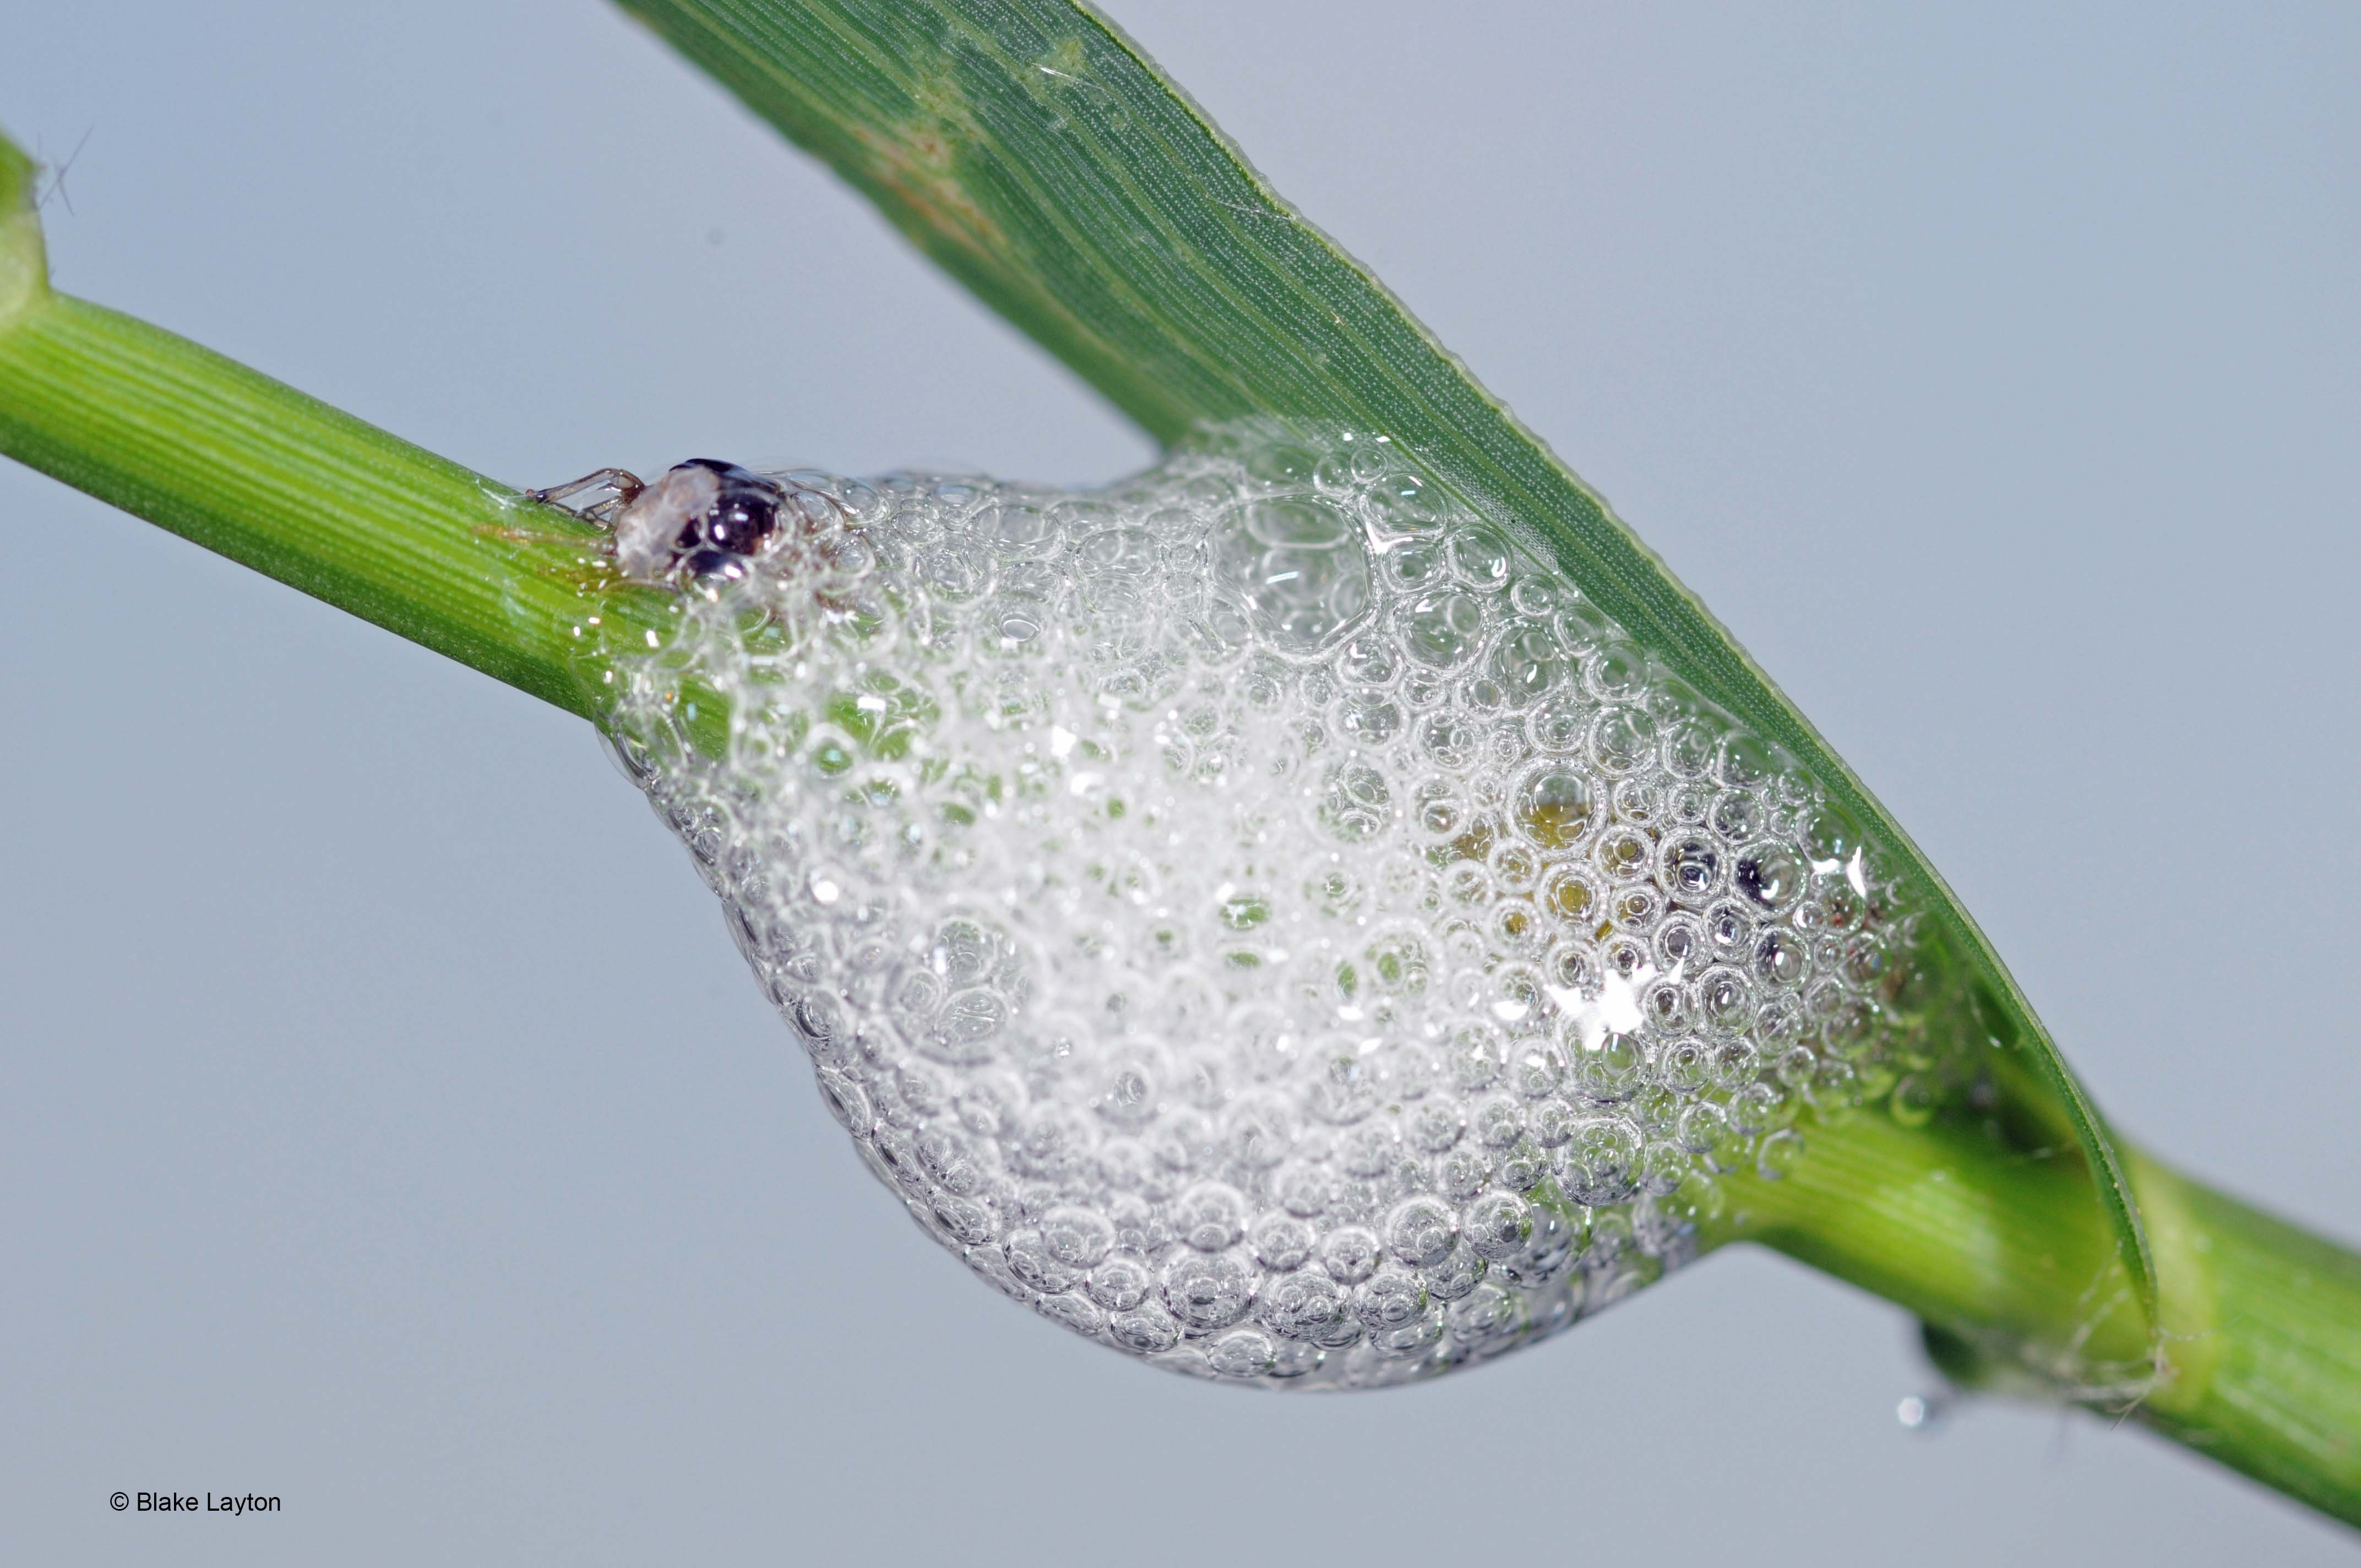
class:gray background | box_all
[3,1,2355,1561]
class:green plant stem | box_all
[0,227,622,718]
[2141,1180,2361,1520]
[1718,1110,2361,1523]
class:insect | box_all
[527,459,786,583]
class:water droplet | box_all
[1896,1392,1951,1433]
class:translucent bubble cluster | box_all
[599,426,1943,1388]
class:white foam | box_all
[600,428,1941,1387]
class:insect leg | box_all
[525,467,645,518]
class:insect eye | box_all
[678,547,749,582]
[663,461,784,563]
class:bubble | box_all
[1397,589,1487,671]
[1446,525,1514,590]
[1698,965,1754,1036]
[1719,734,1777,788]
[1532,874,1600,941]
[1462,1190,1535,1259]
[1507,1041,1564,1100]
[1559,1119,1642,1206]
[1754,928,1810,989]
[815,1067,873,1134]
[1609,775,1661,827]
[1445,1022,1508,1093]
[1442,861,1494,909]
[1005,1229,1085,1294]
[1703,900,1755,963]
[1436,1145,1494,1200]
[1216,497,1372,652]
[1250,1212,1317,1272]
[1471,1093,1527,1148]
[1589,707,1658,775]
[1508,1204,1585,1285]
[1338,1121,1402,1179]
[1657,1036,1713,1096]
[1422,1242,1488,1302]
[1161,1248,1258,1331]
[1726,1080,1783,1138]
[1077,521,1160,576]
[1636,1140,1689,1197]
[1804,804,1865,865]
[1638,972,1689,1031]
[1108,1305,1183,1354]
[1711,790,1759,843]
[933,1194,999,1246]
[1088,1253,1155,1312]
[1654,913,1704,977]
[1244,443,1319,486]
[1175,1182,1248,1251]
[1036,1292,1107,1338]
[1595,826,1652,883]
[1527,1100,1578,1151]
[1407,1098,1465,1153]
[1891,1073,1940,1129]
[1527,695,1591,755]
[1446,1282,1524,1348]
[1302,1044,1381,1124]
[1513,764,1598,849]
[1042,1205,1117,1268]
[1489,840,1543,894]
[1353,1266,1431,1329]
[1319,1226,1384,1284]
[1736,842,1807,911]
[1339,692,1405,744]
[1585,642,1651,704]
[916,1126,990,1195]
[1486,614,1551,687]
[1366,467,1439,522]
[1386,1197,1460,1267]
[1411,712,1481,774]
[1370,1307,1446,1359]
[1221,1093,1296,1169]
[1276,1161,1336,1218]
[1207,1327,1280,1378]
[1756,1128,1807,1180]
[1659,832,1723,903]
[968,1244,1035,1303]
[1571,1031,1648,1101]
[1319,761,1394,842]
[1659,717,1717,778]
[1092,1052,1161,1128]
[1258,1270,1349,1340]
[604,427,1945,1390]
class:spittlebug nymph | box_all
[528,459,788,584]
